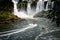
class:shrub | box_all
[0,11,14,21]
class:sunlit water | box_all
[0,18,60,40]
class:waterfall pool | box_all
[0,18,60,40]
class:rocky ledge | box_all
[0,16,24,25]
[34,11,48,18]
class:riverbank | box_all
[0,15,25,32]
[0,16,24,24]
[34,11,48,18]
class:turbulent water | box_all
[0,18,60,40]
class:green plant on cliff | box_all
[0,11,14,21]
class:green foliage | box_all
[47,10,60,27]
[0,11,14,21]
[41,11,49,15]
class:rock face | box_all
[34,11,48,18]
[10,16,24,23]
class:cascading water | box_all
[27,2,32,16]
[12,0,54,19]
[45,0,53,11]
[45,2,49,11]
[51,1,54,9]
[27,2,36,17]
[36,0,41,13]
[48,0,51,10]
[12,0,48,19]
[41,0,44,11]
[36,0,44,13]
[12,0,18,15]
[12,0,34,19]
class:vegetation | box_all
[47,10,60,27]
[47,0,60,27]
[0,11,14,21]
[0,1,22,24]
[35,0,60,27]
[0,0,14,22]
[0,11,23,25]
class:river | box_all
[0,18,60,40]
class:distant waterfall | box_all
[52,1,54,9]
[46,2,49,11]
[45,0,53,11]
[48,0,51,10]
[36,1,41,13]
[41,0,44,11]
[27,2,31,16]
[36,0,44,13]
[12,0,18,15]
[12,0,53,19]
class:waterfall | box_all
[41,0,44,11]
[36,1,41,13]
[27,2,31,16]
[52,1,54,9]
[12,0,18,15]
[27,2,36,17]
[12,0,53,19]
[12,0,34,19]
[46,2,49,11]
[48,0,51,10]
[36,0,44,13]
[45,0,52,11]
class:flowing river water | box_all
[0,18,60,40]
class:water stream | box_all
[0,18,60,40]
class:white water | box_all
[48,0,51,10]
[0,24,37,36]
[12,0,47,18]
[27,2,37,17]
[12,0,34,19]
[27,2,31,16]
[12,0,53,19]
[46,2,49,11]
[36,0,44,13]
[52,1,54,8]
[45,0,54,11]
[14,11,33,19]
